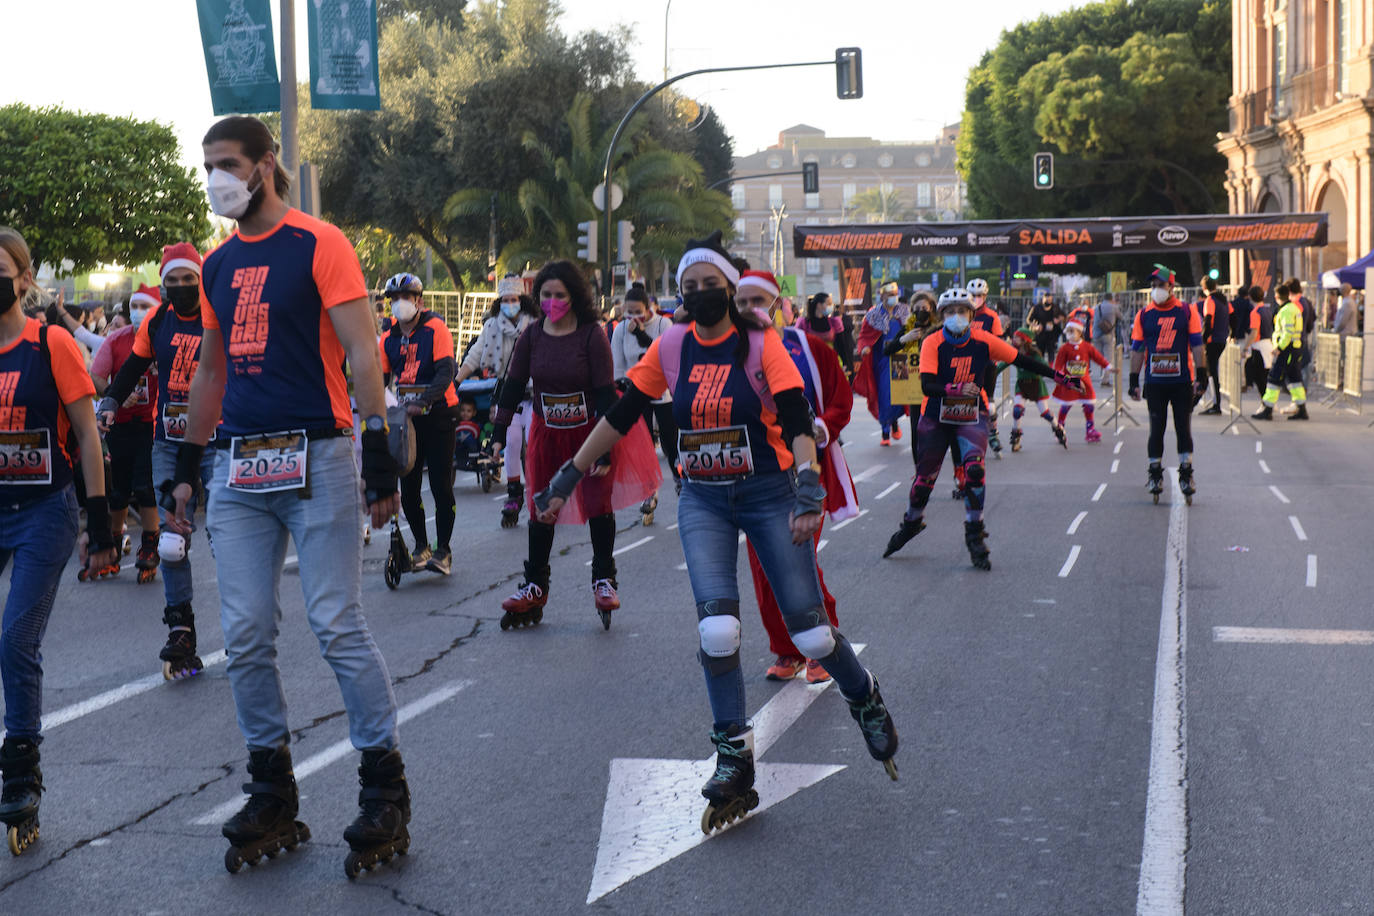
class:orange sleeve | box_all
[429,318,455,360]
[377,337,390,373]
[625,337,669,398]
[1250,309,1259,332]
[132,305,161,358]
[311,221,368,309]
[1131,311,1144,342]
[1188,306,1202,335]
[47,325,97,405]
[991,313,1004,337]
[986,334,1018,364]
[199,273,218,329]
[918,332,941,374]
[759,330,804,392]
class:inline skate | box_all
[343,749,410,879]
[1177,462,1195,506]
[964,520,991,571]
[501,480,524,528]
[135,531,160,584]
[500,562,548,629]
[1147,464,1164,504]
[159,602,203,680]
[700,726,758,834]
[843,675,899,780]
[222,746,310,873]
[0,738,42,856]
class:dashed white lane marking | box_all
[1213,626,1373,645]
[1288,516,1308,542]
[44,650,230,732]
[1307,554,1318,588]
[193,680,473,826]
[851,463,889,483]
[1136,468,1188,915]
[829,509,868,531]
[585,536,654,566]
[1258,460,1271,475]
[1255,441,1262,454]
[492,494,506,502]
[874,481,902,500]
[816,539,830,553]
[1114,441,1123,455]
[1110,459,1120,474]
[1269,485,1290,504]
[667,523,679,530]
[1057,545,1082,578]
[675,562,687,571]
[1092,483,1107,502]
[1067,511,1087,535]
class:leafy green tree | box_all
[957,0,1230,281]
[378,0,465,29]
[845,187,917,223]
[0,104,210,274]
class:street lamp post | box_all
[662,0,672,83]
[279,0,299,208]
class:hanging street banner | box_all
[197,0,281,115]
[794,213,1328,258]
[307,0,382,111]
[838,258,873,312]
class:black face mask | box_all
[911,307,932,327]
[0,277,16,316]
[681,287,731,327]
[165,284,201,317]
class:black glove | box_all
[883,338,904,357]
[533,459,585,515]
[793,467,826,517]
[85,495,115,553]
[161,443,207,511]
[1129,371,1141,400]
[1053,370,1084,392]
[361,429,399,504]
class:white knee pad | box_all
[158,531,187,563]
[790,624,836,659]
[698,615,741,658]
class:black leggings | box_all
[642,400,680,480]
[1144,383,1193,460]
[1205,341,1226,403]
[400,409,458,550]
[528,513,617,584]
[106,420,155,511]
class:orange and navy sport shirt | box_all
[132,302,206,442]
[627,325,804,474]
[200,208,365,437]
[0,318,96,500]
[379,313,459,409]
[918,328,1018,419]
[1131,298,1202,385]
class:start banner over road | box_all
[793,213,1328,258]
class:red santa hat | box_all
[1065,319,1085,335]
[129,283,161,310]
[160,242,203,282]
[737,269,780,300]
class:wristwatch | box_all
[363,414,388,434]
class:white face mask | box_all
[500,301,521,319]
[391,297,418,323]
[1150,287,1170,304]
[944,313,970,335]
[206,167,259,219]
[884,296,897,307]
[130,308,147,328]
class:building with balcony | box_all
[728,124,965,300]
[1216,0,1374,283]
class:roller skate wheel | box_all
[883,758,900,781]
[599,609,612,631]
[384,557,400,590]
[224,847,245,873]
[162,661,174,681]
[499,614,512,631]
[344,851,363,880]
[1153,493,1160,505]
[1185,494,1192,506]
[8,821,37,856]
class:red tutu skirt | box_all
[525,414,662,525]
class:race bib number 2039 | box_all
[227,431,308,492]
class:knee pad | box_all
[789,623,836,659]
[107,488,130,511]
[1012,404,1025,420]
[965,462,985,487]
[697,600,741,675]
[908,479,933,509]
[135,487,157,510]
[158,531,187,563]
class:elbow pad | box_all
[606,384,652,434]
[773,388,815,444]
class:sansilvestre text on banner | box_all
[307,0,382,111]
[196,0,281,115]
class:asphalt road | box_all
[1,388,1370,915]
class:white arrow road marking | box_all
[191,680,472,826]
[587,645,868,904]
[44,650,229,731]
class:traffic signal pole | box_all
[599,56,844,298]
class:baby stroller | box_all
[456,378,500,492]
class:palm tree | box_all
[445,92,733,282]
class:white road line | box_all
[1213,626,1374,645]
[851,463,889,484]
[1258,460,1271,475]
[492,494,507,502]
[1307,554,1318,588]
[1269,485,1290,504]
[585,536,654,566]
[1110,459,1120,474]
[874,481,902,500]
[675,562,688,571]
[1136,468,1189,916]
[193,680,473,826]
[1067,511,1087,535]
[830,509,869,531]
[44,650,230,732]
[1114,441,1123,455]
[1288,516,1308,542]
[1091,483,1107,502]
[667,523,679,530]
[1255,441,1262,454]
[1057,545,1081,578]
[816,539,830,553]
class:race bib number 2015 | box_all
[678,426,754,484]
[227,431,307,492]
[0,429,53,485]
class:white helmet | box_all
[966,278,988,297]
[937,288,972,313]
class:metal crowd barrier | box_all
[1313,331,1343,405]
[1098,343,1139,432]
[1217,341,1259,435]
[1340,336,1365,418]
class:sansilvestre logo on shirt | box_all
[229,265,270,359]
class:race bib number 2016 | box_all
[227,431,307,492]
[678,426,754,484]
[0,429,53,486]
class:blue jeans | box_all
[677,472,870,729]
[207,436,398,751]
[152,440,216,607]
[0,486,79,740]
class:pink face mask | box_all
[541,297,571,321]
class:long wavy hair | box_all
[531,260,598,325]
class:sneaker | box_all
[1084,428,1101,443]
[879,436,891,447]
[592,578,620,611]
[426,547,451,576]
[410,545,433,567]
[804,658,831,684]
[1201,404,1222,415]
[891,426,902,441]
[765,655,805,681]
